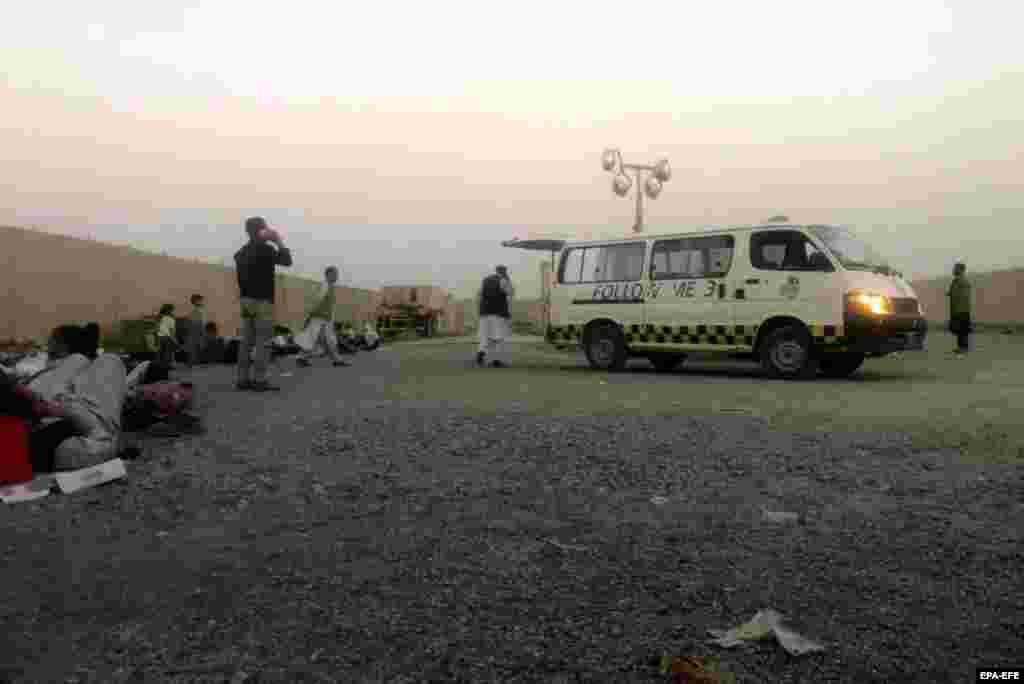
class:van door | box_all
[734,228,842,345]
[549,241,647,346]
[640,234,739,350]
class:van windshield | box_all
[808,225,893,274]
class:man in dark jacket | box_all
[234,216,293,391]
[476,265,514,368]
[947,261,972,356]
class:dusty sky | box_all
[1,1,1021,299]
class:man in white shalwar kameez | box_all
[476,265,514,368]
[295,266,349,368]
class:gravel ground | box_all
[2,345,1022,683]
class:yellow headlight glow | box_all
[846,291,892,315]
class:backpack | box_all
[124,381,195,432]
[141,381,194,417]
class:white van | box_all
[506,224,927,380]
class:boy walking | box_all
[296,266,349,368]
[234,216,293,391]
[156,304,179,369]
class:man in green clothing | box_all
[947,261,972,356]
[295,265,349,368]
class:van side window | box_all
[651,235,734,280]
[750,230,834,272]
[563,242,646,283]
[560,248,584,284]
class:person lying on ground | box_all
[10,325,130,470]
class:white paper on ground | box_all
[55,459,127,494]
[708,609,825,656]
[0,475,56,504]
[761,508,801,524]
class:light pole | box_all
[601,148,671,233]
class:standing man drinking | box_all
[476,265,514,368]
[234,216,293,391]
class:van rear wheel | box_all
[819,352,865,378]
[649,353,685,372]
[585,323,627,372]
[760,325,819,380]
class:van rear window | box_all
[560,243,646,284]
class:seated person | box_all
[201,322,227,364]
[80,322,100,359]
[15,324,128,471]
[363,322,380,348]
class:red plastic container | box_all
[0,416,33,484]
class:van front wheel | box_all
[760,325,819,380]
[585,324,627,372]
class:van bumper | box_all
[838,315,928,355]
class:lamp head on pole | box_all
[613,173,632,197]
[653,158,671,182]
[601,148,620,172]
[644,176,663,199]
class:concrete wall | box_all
[0,225,463,342]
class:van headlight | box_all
[845,291,891,316]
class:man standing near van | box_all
[234,217,293,391]
[476,265,514,368]
[947,261,972,356]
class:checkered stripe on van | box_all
[623,324,758,347]
[548,323,846,348]
[546,325,583,343]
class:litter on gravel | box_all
[1,458,126,502]
[760,507,801,524]
[0,475,53,503]
[657,654,736,683]
[708,609,825,656]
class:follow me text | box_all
[585,280,720,302]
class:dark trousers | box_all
[157,337,177,366]
[187,323,206,366]
[950,314,972,352]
